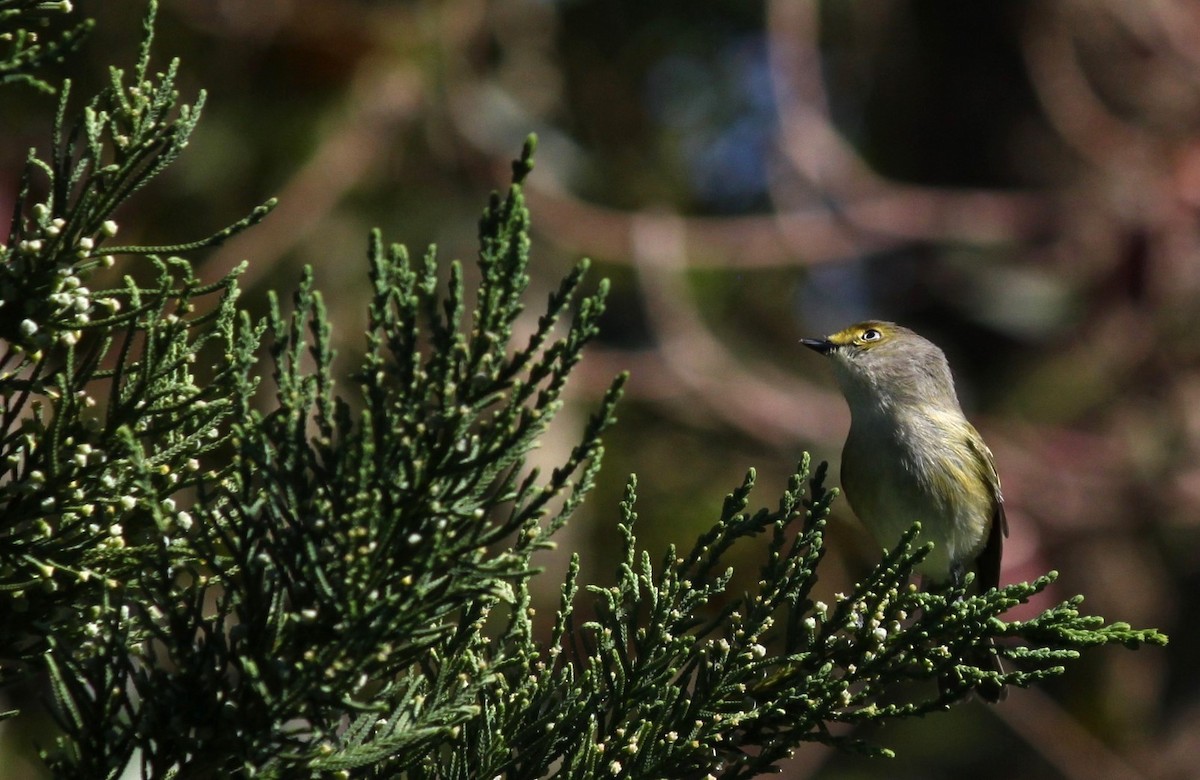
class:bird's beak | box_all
[800,337,835,355]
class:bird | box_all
[801,320,1008,700]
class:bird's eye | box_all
[860,328,882,342]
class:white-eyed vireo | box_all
[802,320,1008,699]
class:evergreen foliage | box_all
[0,1,89,93]
[0,3,1168,778]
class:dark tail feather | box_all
[975,641,1006,702]
[940,639,1006,702]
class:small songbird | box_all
[802,320,1008,700]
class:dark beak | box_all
[800,337,835,355]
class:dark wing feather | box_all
[976,498,1006,592]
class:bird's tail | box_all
[940,638,1006,703]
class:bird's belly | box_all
[843,465,954,577]
[841,426,986,581]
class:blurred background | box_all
[3,1,1198,778]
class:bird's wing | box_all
[968,433,1007,592]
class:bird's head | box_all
[801,320,959,412]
